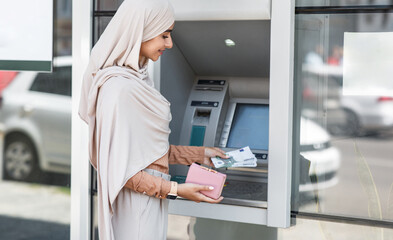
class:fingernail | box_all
[209,186,214,190]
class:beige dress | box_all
[112,169,171,240]
[78,1,176,239]
[95,73,172,240]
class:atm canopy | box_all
[170,0,271,21]
[172,20,271,78]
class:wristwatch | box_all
[166,181,178,200]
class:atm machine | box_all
[169,76,271,208]
[150,0,295,229]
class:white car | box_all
[0,56,340,192]
[0,56,71,181]
[299,117,341,192]
[340,93,393,136]
[301,64,393,136]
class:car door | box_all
[28,66,72,173]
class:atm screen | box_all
[226,103,269,151]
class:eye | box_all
[163,35,169,39]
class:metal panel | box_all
[70,0,93,239]
[169,200,268,225]
[267,0,295,228]
[170,0,271,20]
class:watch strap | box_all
[167,181,178,200]
[169,181,177,195]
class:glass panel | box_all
[91,170,99,239]
[94,17,112,44]
[0,0,72,239]
[90,13,112,240]
[279,217,393,239]
[30,67,72,96]
[92,195,99,240]
[55,0,72,56]
[296,0,393,7]
[167,215,194,239]
[293,12,393,222]
[95,0,123,11]
[168,215,276,239]
[168,215,393,240]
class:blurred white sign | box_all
[0,0,53,71]
[343,32,393,95]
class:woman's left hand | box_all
[201,147,228,167]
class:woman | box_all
[78,0,227,239]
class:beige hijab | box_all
[78,0,174,239]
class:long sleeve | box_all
[168,145,205,165]
[124,170,171,198]
[123,145,206,198]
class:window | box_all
[292,4,393,227]
[30,66,72,96]
[0,1,72,239]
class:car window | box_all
[30,66,72,96]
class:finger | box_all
[209,196,224,203]
[198,185,214,191]
[212,148,228,158]
[216,152,229,159]
[205,159,214,167]
[201,195,224,204]
[206,147,226,157]
[215,148,226,155]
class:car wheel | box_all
[342,109,360,137]
[3,134,39,181]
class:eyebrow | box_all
[164,29,173,33]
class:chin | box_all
[150,56,159,62]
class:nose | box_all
[165,36,173,49]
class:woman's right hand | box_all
[177,183,224,203]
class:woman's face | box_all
[140,24,174,62]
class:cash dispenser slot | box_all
[195,86,223,91]
[193,108,212,124]
[197,79,226,85]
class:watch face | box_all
[166,194,177,200]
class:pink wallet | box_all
[185,163,226,200]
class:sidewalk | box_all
[0,180,192,240]
[0,180,71,240]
